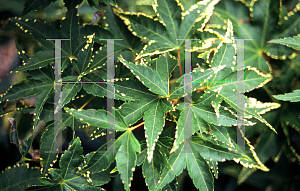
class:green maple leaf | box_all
[82,73,135,101]
[169,64,225,99]
[0,165,41,190]
[80,5,144,55]
[64,108,141,191]
[170,91,242,153]
[116,0,220,59]
[39,101,85,176]
[209,0,300,73]
[39,116,85,177]
[2,0,293,190]
[201,20,280,133]
[273,89,300,102]
[282,107,300,133]
[268,36,300,51]
[22,0,57,15]
[72,34,95,75]
[154,138,214,191]
[10,6,87,73]
[3,20,101,133]
[28,137,104,190]
[150,20,280,141]
[1,18,101,161]
[119,52,177,97]
[116,131,141,189]
[118,53,176,162]
[206,159,219,179]
[7,3,148,135]
[155,135,268,191]
[140,137,177,190]
[0,66,54,131]
[40,123,62,177]
[103,5,144,54]
[64,108,128,131]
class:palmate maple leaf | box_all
[112,18,280,167]
[208,0,300,73]
[115,0,222,59]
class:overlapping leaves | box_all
[209,0,300,73]
[95,17,280,190]
[64,108,141,191]
[0,66,54,133]
[10,5,82,72]
[118,53,177,162]
[270,36,300,102]
[0,0,290,191]
[153,135,269,191]
[116,0,221,59]
[202,20,280,133]
[22,0,116,15]
[27,138,105,190]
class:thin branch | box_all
[178,49,182,76]
[22,157,40,162]
[170,97,180,106]
[129,121,145,131]
[168,111,178,123]
[79,96,94,109]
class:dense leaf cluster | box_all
[0,0,300,190]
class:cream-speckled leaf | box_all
[116,131,141,191]
[73,34,95,74]
[178,0,220,39]
[192,136,269,171]
[170,65,225,99]
[82,73,133,101]
[40,123,61,176]
[155,140,214,191]
[237,128,281,185]
[206,160,219,179]
[171,95,244,153]
[77,43,122,77]
[268,36,300,51]
[104,5,144,54]
[117,95,158,126]
[77,139,120,175]
[60,6,80,57]
[144,99,166,162]
[154,0,182,41]
[116,0,220,59]
[12,50,55,73]
[207,65,280,132]
[115,79,157,101]
[34,138,105,190]
[212,0,300,73]
[0,164,41,191]
[64,108,128,131]
[10,17,59,49]
[0,80,51,104]
[119,55,168,97]
[61,83,82,108]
